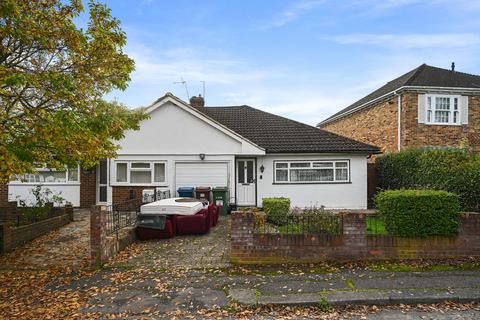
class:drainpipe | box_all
[395,91,402,151]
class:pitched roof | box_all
[318,64,480,126]
[200,105,380,154]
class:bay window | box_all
[426,94,461,125]
[115,161,167,185]
[274,160,350,183]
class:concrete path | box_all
[228,270,480,307]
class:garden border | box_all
[231,211,480,264]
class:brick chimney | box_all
[189,94,205,108]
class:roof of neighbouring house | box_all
[318,64,480,126]
[199,105,380,154]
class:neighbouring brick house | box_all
[317,64,480,156]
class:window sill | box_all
[8,182,81,186]
[423,122,463,126]
[111,183,169,187]
[272,181,352,185]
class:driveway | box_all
[109,215,231,270]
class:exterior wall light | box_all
[199,153,206,160]
[260,165,265,173]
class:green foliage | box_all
[0,0,148,181]
[377,148,480,211]
[300,206,342,235]
[263,197,290,225]
[375,189,460,237]
[366,216,387,235]
[17,186,65,221]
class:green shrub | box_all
[375,189,460,237]
[377,148,480,211]
[263,197,290,225]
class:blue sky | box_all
[95,0,480,125]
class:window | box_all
[13,166,80,183]
[115,161,167,185]
[274,160,349,183]
[116,163,128,182]
[426,94,461,125]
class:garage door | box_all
[175,162,229,188]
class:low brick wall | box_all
[0,206,74,254]
[90,206,136,267]
[231,211,480,264]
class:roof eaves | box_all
[318,84,480,127]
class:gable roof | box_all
[200,105,380,154]
[144,93,265,155]
[318,64,480,126]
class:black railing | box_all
[255,213,343,235]
[106,198,142,236]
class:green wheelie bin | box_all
[212,187,229,215]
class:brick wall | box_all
[112,186,151,204]
[0,206,73,254]
[80,168,97,208]
[90,205,136,266]
[231,211,480,264]
[321,92,480,155]
[321,96,399,155]
[401,93,480,152]
[0,183,8,207]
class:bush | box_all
[375,189,460,237]
[263,197,290,225]
[377,148,480,211]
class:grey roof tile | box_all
[319,64,480,126]
[200,105,380,154]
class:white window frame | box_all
[11,165,80,185]
[273,160,350,184]
[425,94,461,126]
[113,161,167,186]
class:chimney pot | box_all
[451,62,455,72]
[190,94,205,108]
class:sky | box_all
[88,0,480,125]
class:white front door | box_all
[97,159,109,204]
[236,159,256,206]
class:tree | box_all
[0,0,148,182]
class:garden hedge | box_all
[376,148,480,211]
[375,189,460,237]
[263,197,290,225]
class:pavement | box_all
[227,270,480,307]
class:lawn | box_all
[366,217,388,235]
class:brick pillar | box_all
[0,223,12,254]
[0,183,8,207]
[90,205,107,267]
[341,211,367,257]
[65,204,74,222]
[230,211,255,263]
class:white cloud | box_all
[325,33,480,49]
[262,0,327,29]
[126,43,278,85]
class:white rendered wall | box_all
[255,154,368,209]
[8,183,81,207]
[118,101,246,155]
[110,155,236,204]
